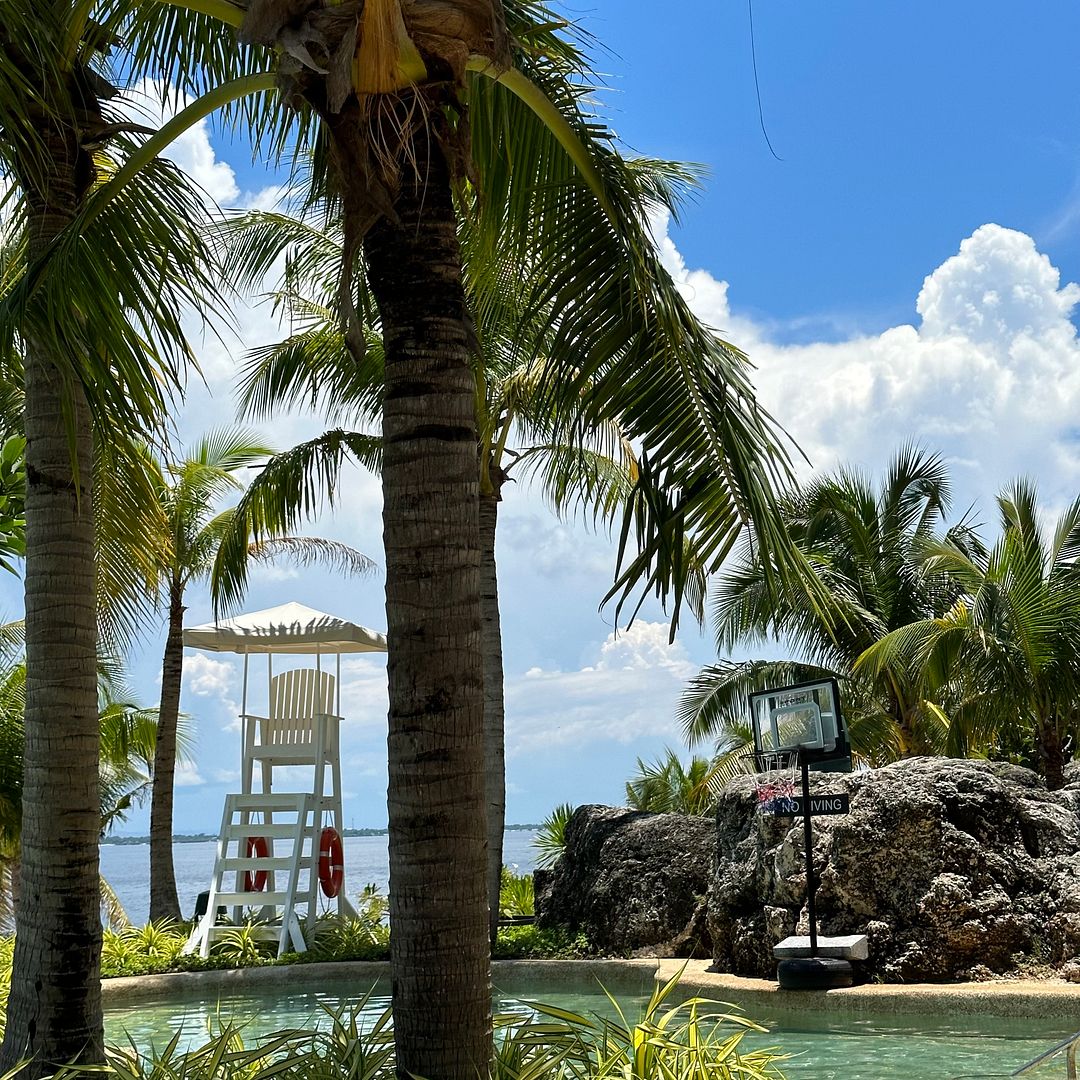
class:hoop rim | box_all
[741,747,801,774]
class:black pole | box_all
[801,754,817,956]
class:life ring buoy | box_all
[243,835,269,892]
[318,827,344,898]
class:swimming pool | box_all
[104,979,1072,1080]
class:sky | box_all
[11,1,1080,835]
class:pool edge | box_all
[659,958,1080,1022]
[102,957,1080,1023]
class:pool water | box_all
[104,984,1070,1080]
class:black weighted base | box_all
[777,957,854,990]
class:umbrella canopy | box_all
[184,601,388,655]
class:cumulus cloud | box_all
[174,760,205,787]
[182,652,242,727]
[126,80,241,204]
[506,621,697,755]
[653,212,1080,515]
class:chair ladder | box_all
[182,792,315,959]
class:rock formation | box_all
[535,804,714,957]
[710,757,1080,981]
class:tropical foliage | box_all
[858,479,1080,789]
[0,974,786,1080]
[679,447,975,768]
[0,0,242,1064]
[0,633,189,932]
[533,802,576,869]
[499,867,535,917]
[676,450,1080,793]
[98,429,372,923]
[0,437,25,576]
[625,750,719,816]
[0,0,797,1070]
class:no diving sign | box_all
[767,793,850,817]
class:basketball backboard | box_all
[748,678,850,770]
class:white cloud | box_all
[182,652,242,727]
[653,212,1080,514]
[174,760,205,787]
[339,656,388,727]
[183,652,237,698]
[127,80,240,204]
[507,621,696,755]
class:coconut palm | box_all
[858,479,1080,790]
[96,429,374,923]
[625,750,717,816]
[212,202,651,946]
[0,626,191,932]
[0,5,235,1067]
[111,2,803,1072]
[680,447,976,765]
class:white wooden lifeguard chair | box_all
[181,602,387,958]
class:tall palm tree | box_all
[680,447,974,764]
[112,2,798,1073]
[213,202,651,946]
[96,429,373,923]
[858,480,1080,790]
[0,6,230,1069]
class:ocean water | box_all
[101,830,539,926]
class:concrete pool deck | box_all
[658,959,1080,1022]
[100,957,1080,1023]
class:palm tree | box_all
[0,435,25,576]
[0,6,230,1068]
[0,636,187,932]
[858,480,1080,790]
[113,2,801,1072]
[214,202,647,946]
[680,447,974,765]
[625,750,717,816]
[96,429,373,923]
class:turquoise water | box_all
[104,983,1071,1080]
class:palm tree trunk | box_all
[361,114,491,1080]
[1039,722,1065,792]
[480,486,505,950]
[0,125,103,1074]
[149,581,184,922]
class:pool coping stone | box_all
[103,958,1080,1022]
[659,959,1080,1022]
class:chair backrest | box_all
[254,669,336,752]
[271,668,335,720]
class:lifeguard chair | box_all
[181,602,387,958]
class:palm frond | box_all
[210,430,381,613]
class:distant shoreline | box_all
[103,824,541,846]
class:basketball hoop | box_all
[744,748,800,815]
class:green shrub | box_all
[92,973,786,1080]
[493,924,590,959]
[300,911,391,963]
[534,803,575,868]
[499,867,534,917]
[523,971,788,1080]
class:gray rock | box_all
[535,804,714,957]
[709,757,1080,981]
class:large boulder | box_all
[710,757,1080,982]
[535,804,714,957]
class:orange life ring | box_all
[244,835,269,892]
[318,827,344,898]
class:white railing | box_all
[951,1030,1080,1080]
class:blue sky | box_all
[10,1,1080,835]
